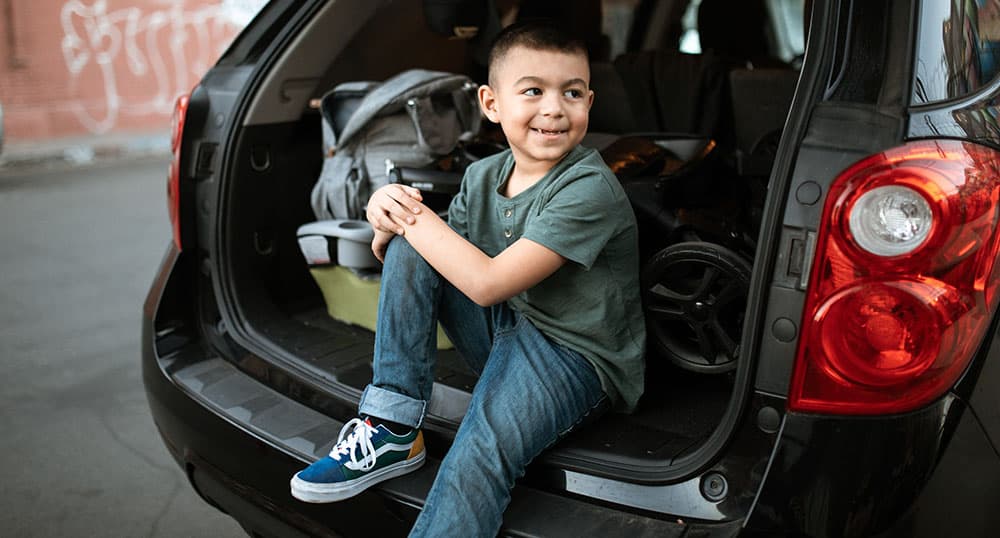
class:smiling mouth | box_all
[532,128,567,135]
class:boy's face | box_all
[479,46,594,175]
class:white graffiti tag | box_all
[59,0,261,133]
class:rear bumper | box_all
[143,353,415,537]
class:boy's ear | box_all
[478,85,500,124]
[587,88,595,110]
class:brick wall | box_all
[0,0,262,144]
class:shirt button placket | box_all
[503,206,514,240]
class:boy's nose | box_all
[540,96,564,117]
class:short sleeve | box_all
[447,178,469,238]
[521,170,620,270]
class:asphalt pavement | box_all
[0,157,246,537]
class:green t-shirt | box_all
[448,145,646,412]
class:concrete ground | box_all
[0,157,246,537]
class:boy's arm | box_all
[397,204,565,307]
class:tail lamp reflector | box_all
[168,93,189,251]
[789,140,1000,415]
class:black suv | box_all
[143,0,1000,536]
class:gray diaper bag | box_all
[309,69,481,222]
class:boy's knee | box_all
[385,236,435,276]
[385,236,420,263]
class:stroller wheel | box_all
[641,242,752,374]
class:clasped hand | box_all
[366,184,423,262]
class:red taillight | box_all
[168,93,190,251]
[789,140,1000,415]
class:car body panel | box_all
[964,322,1000,454]
[745,397,1000,537]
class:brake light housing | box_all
[168,93,190,251]
[789,140,1000,415]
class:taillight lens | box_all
[848,185,933,256]
[789,140,1000,415]
[168,93,190,251]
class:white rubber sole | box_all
[290,451,426,503]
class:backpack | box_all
[310,69,481,221]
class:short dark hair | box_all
[487,20,589,86]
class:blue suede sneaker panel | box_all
[290,418,425,503]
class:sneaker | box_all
[290,417,425,503]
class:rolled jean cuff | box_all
[358,384,427,429]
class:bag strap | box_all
[335,69,473,150]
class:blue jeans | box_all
[357,238,607,537]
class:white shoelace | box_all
[329,418,378,471]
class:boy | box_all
[291,21,645,537]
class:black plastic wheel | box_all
[641,241,752,374]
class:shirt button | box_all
[504,209,512,218]
[504,229,512,238]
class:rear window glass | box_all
[602,0,804,61]
[677,0,803,62]
[913,0,1000,105]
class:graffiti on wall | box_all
[59,0,264,133]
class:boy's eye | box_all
[523,88,542,96]
[563,89,584,99]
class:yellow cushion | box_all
[310,266,453,349]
